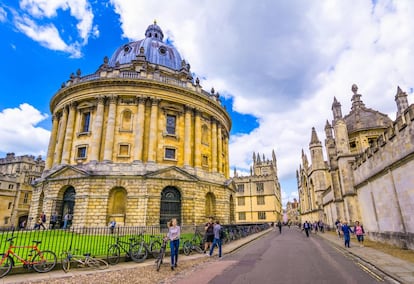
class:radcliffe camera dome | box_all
[108,21,183,71]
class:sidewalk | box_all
[316,230,414,284]
[0,228,271,284]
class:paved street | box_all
[175,227,393,284]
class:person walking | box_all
[341,221,353,248]
[63,213,70,229]
[277,220,282,234]
[303,221,310,237]
[209,220,223,258]
[167,218,180,270]
[204,217,214,254]
[50,212,58,229]
[354,221,365,247]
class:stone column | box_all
[90,96,105,161]
[217,125,223,174]
[133,97,146,162]
[211,118,218,172]
[147,98,159,162]
[103,95,117,161]
[224,134,229,177]
[194,109,201,168]
[45,114,59,170]
[61,103,76,164]
[54,106,68,166]
[183,105,192,167]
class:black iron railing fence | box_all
[0,223,270,264]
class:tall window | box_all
[256,182,264,193]
[258,211,266,220]
[237,184,245,193]
[166,115,176,135]
[8,184,14,189]
[8,202,12,209]
[81,112,91,133]
[23,192,29,204]
[237,197,245,206]
[201,125,208,145]
[121,110,132,131]
[202,155,209,167]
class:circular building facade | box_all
[29,22,234,228]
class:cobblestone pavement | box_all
[22,257,213,284]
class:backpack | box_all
[219,227,226,240]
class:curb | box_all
[316,233,402,284]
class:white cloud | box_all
[11,0,96,57]
[0,104,50,156]
[0,6,7,22]
[108,0,414,205]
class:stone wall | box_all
[353,105,414,249]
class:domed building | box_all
[29,22,234,228]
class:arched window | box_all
[120,110,132,131]
[61,187,76,228]
[205,192,216,218]
[160,187,181,227]
[107,187,127,225]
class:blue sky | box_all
[1,0,414,207]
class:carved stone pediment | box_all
[145,166,198,181]
[46,165,90,179]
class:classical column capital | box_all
[96,95,105,104]
[108,95,118,104]
[150,97,161,105]
[136,95,146,104]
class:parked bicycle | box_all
[0,236,57,278]
[155,237,168,271]
[61,249,108,272]
[130,231,163,262]
[183,228,204,255]
[107,235,142,265]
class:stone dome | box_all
[108,22,183,71]
[343,85,393,134]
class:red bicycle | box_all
[0,236,57,278]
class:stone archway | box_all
[229,195,235,223]
[107,187,127,225]
[59,187,76,228]
[160,186,181,227]
[205,192,216,218]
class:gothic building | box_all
[29,22,234,228]
[233,151,282,223]
[0,153,44,228]
[298,84,414,249]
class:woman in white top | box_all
[167,218,180,270]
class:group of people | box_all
[165,216,223,271]
[335,219,365,248]
[32,211,72,230]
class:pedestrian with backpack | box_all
[208,220,223,258]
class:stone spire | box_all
[332,97,342,121]
[324,120,333,138]
[395,86,409,117]
[310,127,321,145]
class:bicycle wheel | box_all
[0,254,13,278]
[107,245,120,265]
[183,240,192,256]
[194,244,204,254]
[155,250,164,272]
[130,242,148,263]
[87,258,109,270]
[150,240,161,258]
[32,250,57,273]
[60,252,70,273]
